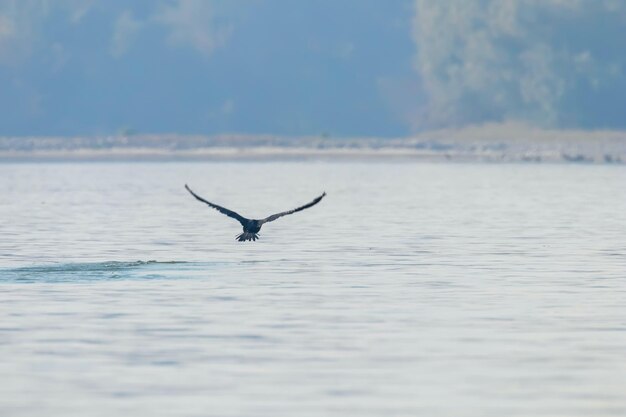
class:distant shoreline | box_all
[0,147,493,163]
[1,146,623,164]
[1,127,625,164]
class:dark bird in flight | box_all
[185,184,326,242]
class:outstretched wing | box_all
[261,192,326,224]
[185,184,248,225]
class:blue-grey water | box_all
[1,161,625,417]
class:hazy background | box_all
[1,0,626,138]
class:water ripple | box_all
[0,260,215,283]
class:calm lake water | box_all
[1,161,625,417]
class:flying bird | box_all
[185,184,326,242]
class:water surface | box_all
[1,162,625,416]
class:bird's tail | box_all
[236,232,259,242]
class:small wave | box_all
[0,260,210,283]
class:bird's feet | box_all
[236,232,260,242]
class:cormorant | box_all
[185,184,326,242]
